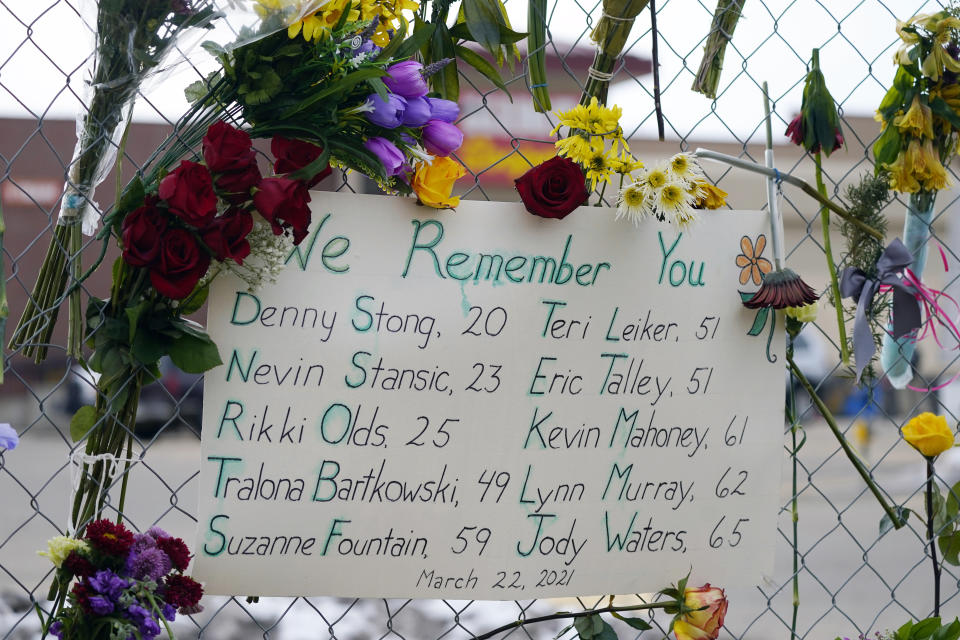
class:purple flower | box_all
[146,526,170,540]
[426,98,459,123]
[49,621,64,639]
[383,61,428,99]
[402,97,432,127]
[162,603,177,622]
[365,93,406,129]
[422,120,464,157]
[88,569,129,600]
[132,533,158,553]
[0,423,17,450]
[127,603,161,639]
[355,39,380,55]
[88,595,114,615]
[364,137,406,177]
[126,547,172,582]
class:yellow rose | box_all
[902,412,956,457]
[674,584,727,640]
[37,536,89,568]
[412,157,465,209]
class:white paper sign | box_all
[194,192,784,598]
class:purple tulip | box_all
[422,119,463,157]
[383,61,428,99]
[365,93,406,129]
[402,97,432,127]
[426,98,459,123]
[364,137,406,176]
[0,423,17,450]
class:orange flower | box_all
[735,235,772,286]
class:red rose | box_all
[121,199,167,267]
[149,228,211,299]
[156,536,192,572]
[214,163,261,203]
[203,121,255,174]
[271,136,332,187]
[201,209,253,265]
[163,574,203,610]
[514,156,588,219]
[63,550,95,578]
[158,160,217,227]
[253,177,311,244]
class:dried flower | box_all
[743,268,819,310]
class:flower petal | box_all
[735,254,752,267]
[740,235,754,259]
[757,257,773,274]
[739,267,752,285]
[754,234,767,258]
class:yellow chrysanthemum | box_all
[583,148,615,191]
[551,97,623,139]
[668,152,704,184]
[894,95,935,139]
[643,166,669,190]
[658,181,696,224]
[609,150,644,175]
[358,0,419,46]
[616,182,652,225]
[555,134,601,164]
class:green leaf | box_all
[930,485,950,533]
[70,405,99,442]
[897,619,915,640]
[872,123,902,169]
[454,45,512,99]
[430,22,459,101]
[125,300,151,345]
[574,615,595,639]
[554,623,575,639]
[939,531,960,566]
[131,330,168,367]
[200,40,226,57]
[621,617,652,631]
[913,618,944,640]
[449,20,526,45]
[596,619,618,640]
[179,284,210,316]
[395,20,437,61]
[747,308,769,336]
[461,0,503,55]
[879,505,910,536]
[168,332,222,374]
[934,619,960,640]
[946,481,960,520]
[930,96,960,131]
[282,68,387,118]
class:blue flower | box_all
[402,97,432,127]
[0,423,18,450]
[162,603,177,622]
[125,547,171,582]
[364,93,406,129]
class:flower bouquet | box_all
[515,97,725,224]
[66,0,465,570]
[874,9,960,387]
[39,520,203,639]
[10,0,219,363]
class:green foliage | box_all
[69,406,99,442]
[799,49,844,156]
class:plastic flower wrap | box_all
[41,520,203,640]
[10,0,220,363]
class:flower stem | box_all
[787,353,905,529]
[926,457,941,616]
[473,601,667,640]
[814,150,850,365]
[649,0,664,141]
[787,339,801,640]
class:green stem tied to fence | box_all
[787,354,906,530]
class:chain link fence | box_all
[1,0,960,638]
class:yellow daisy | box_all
[583,148,615,191]
[616,181,652,225]
[555,134,601,164]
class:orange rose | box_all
[674,584,728,640]
[412,157,465,209]
[902,412,956,457]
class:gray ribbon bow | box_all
[839,238,921,380]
